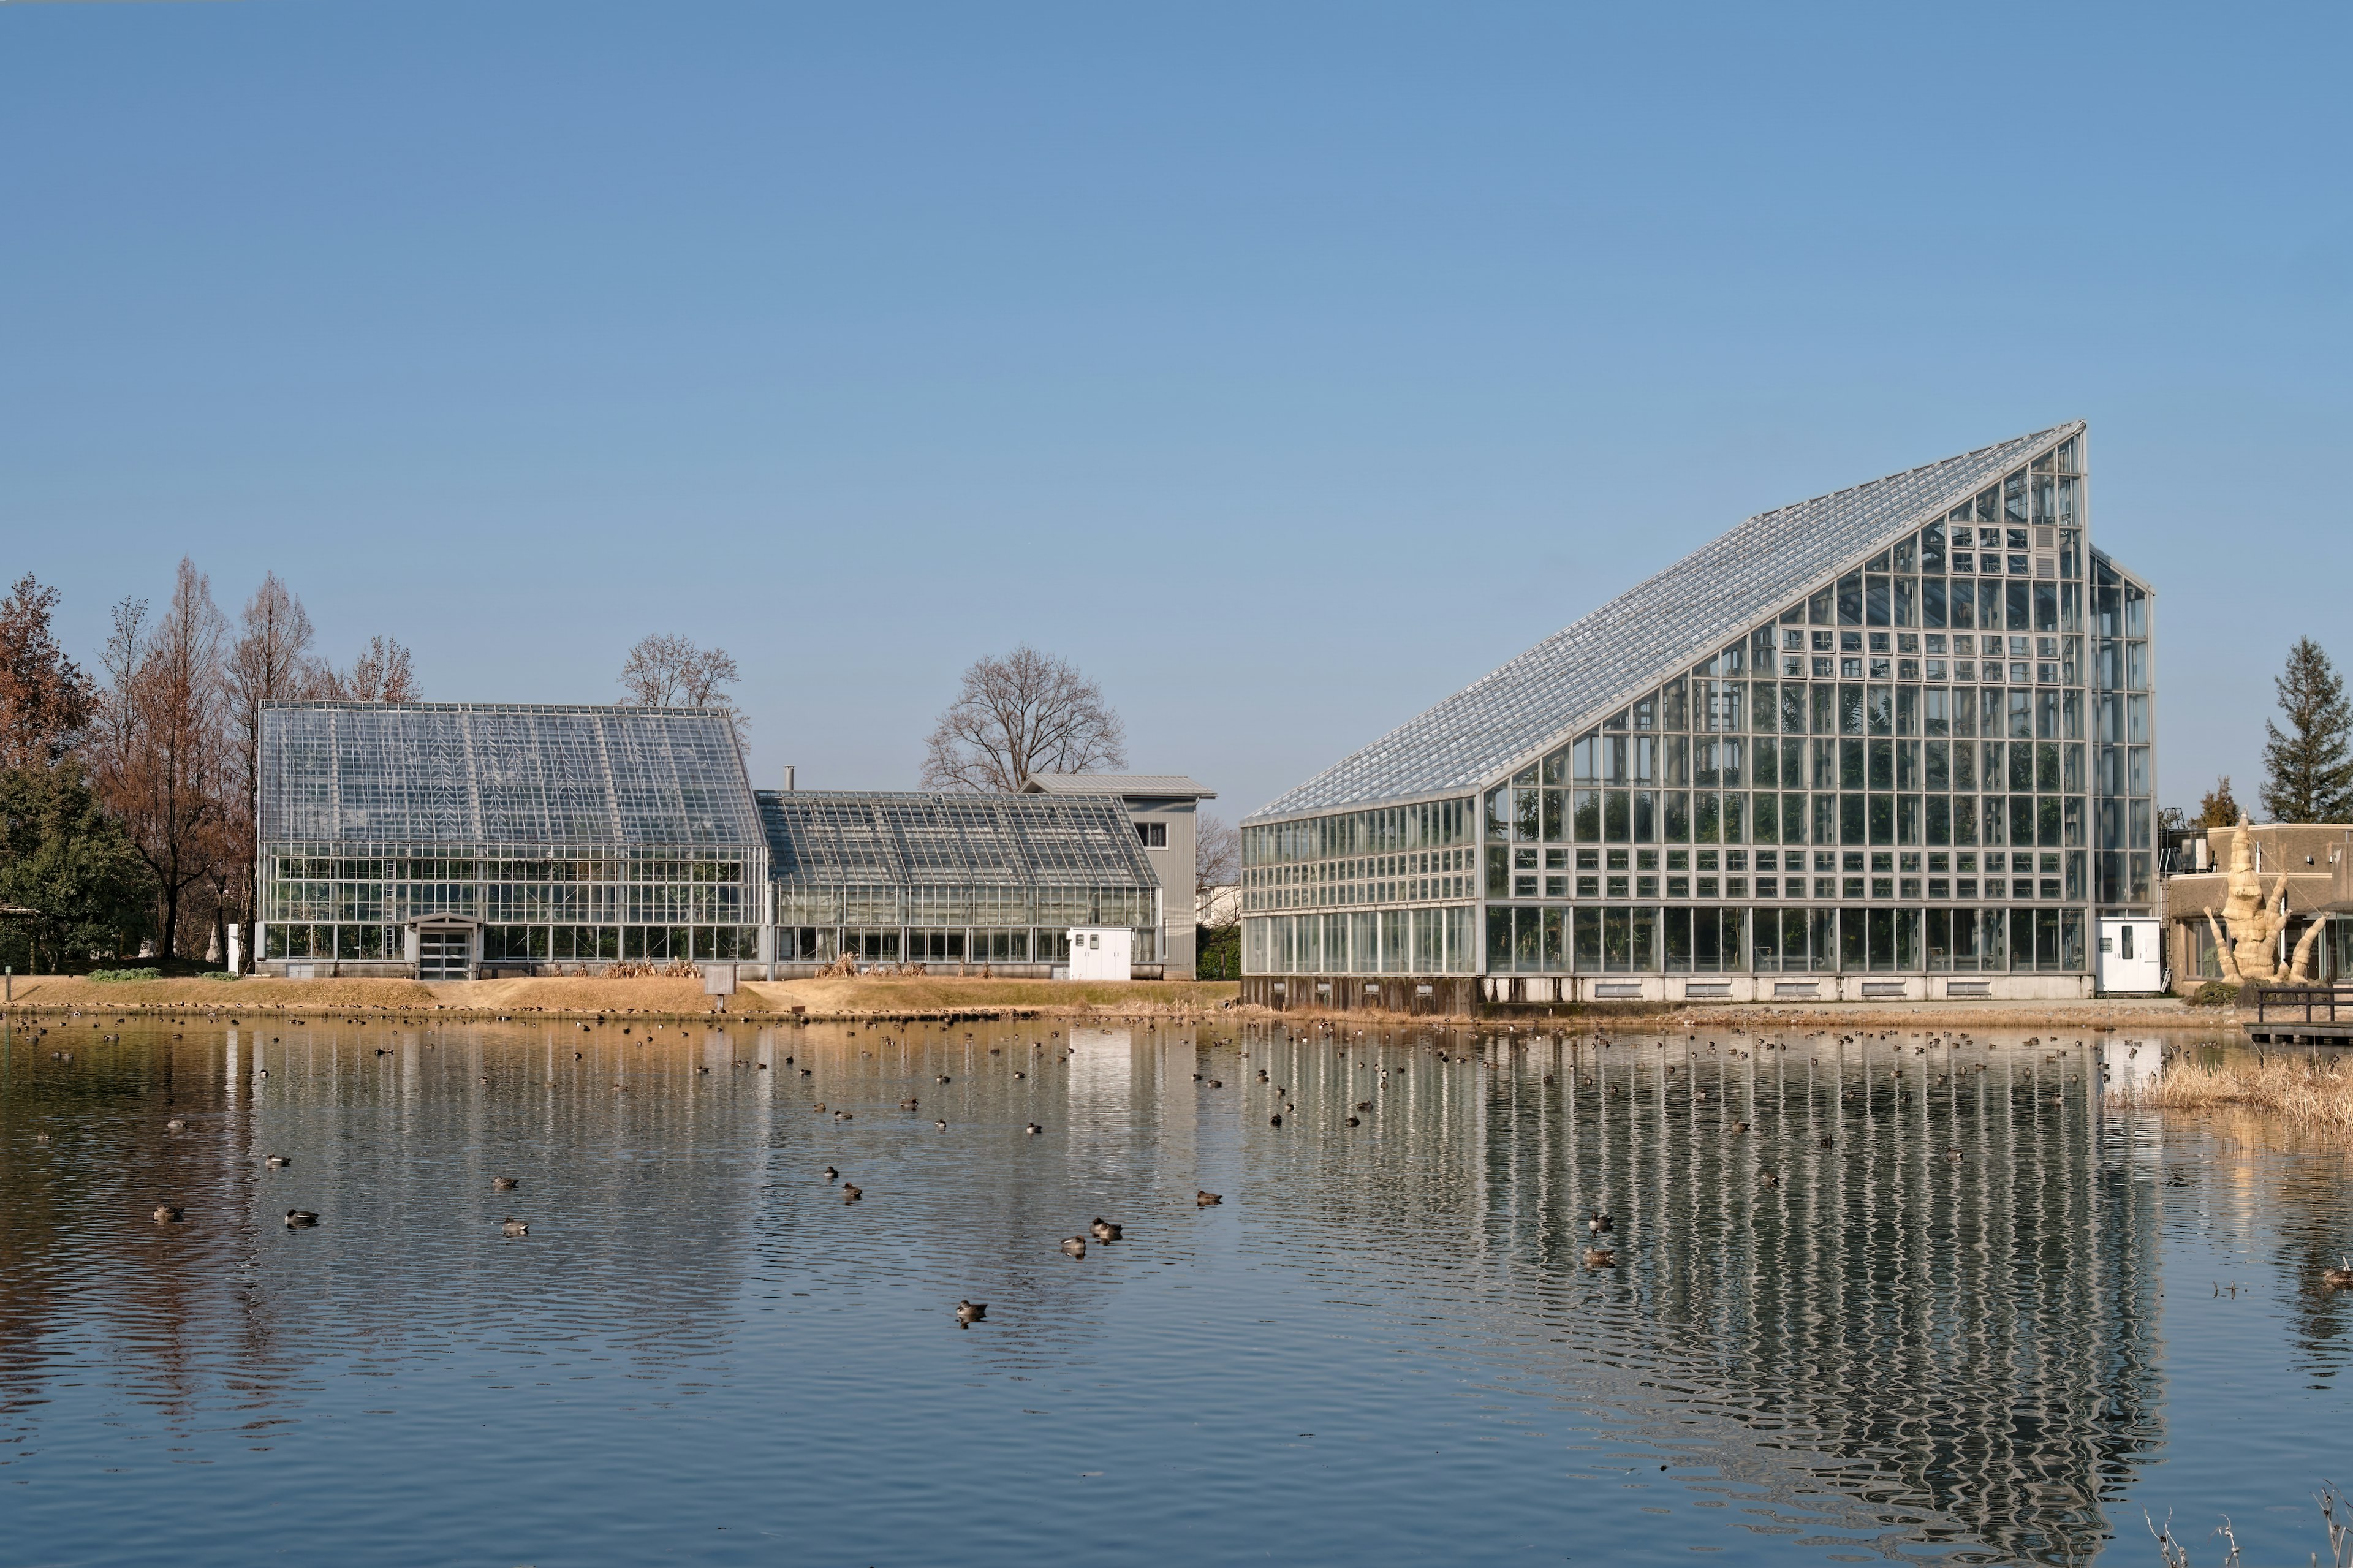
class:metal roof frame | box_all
[1248,422,2086,825]
[257,702,762,848]
[759,790,1160,892]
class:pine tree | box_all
[2259,638,2353,822]
[2195,775,2240,830]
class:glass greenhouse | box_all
[762,791,1161,969]
[254,702,1164,979]
[1240,422,2158,1006]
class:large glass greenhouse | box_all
[254,702,1164,979]
[1239,422,2158,1007]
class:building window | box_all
[1136,822,1167,848]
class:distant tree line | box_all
[0,562,420,973]
[2,589,1210,972]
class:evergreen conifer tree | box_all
[2195,775,2240,830]
[2259,638,2353,822]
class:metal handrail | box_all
[2249,985,2353,1024]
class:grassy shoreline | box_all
[0,972,1246,1021]
[0,971,2218,1030]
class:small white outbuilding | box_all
[1065,926,1132,982]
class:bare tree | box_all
[619,633,738,705]
[1191,811,1243,977]
[921,645,1126,792]
[619,634,745,744]
[222,574,326,964]
[90,559,231,964]
[319,635,420,703]
[1194,813,1241,903]
[0,574,96,769]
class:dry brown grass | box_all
[0,972,1241,1020]
[745,975,1240,1017]
[2,975,442,1011]
[2116,1050,2353,1137]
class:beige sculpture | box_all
[2205,812,2326,984]
[2289,918,2327,982]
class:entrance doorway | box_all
[2096,918,2162,993]
[419,928,470,980]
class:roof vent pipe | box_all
[784,765,796,792]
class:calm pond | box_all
[2,1014,2347,1566]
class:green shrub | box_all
[201,971,240,981]
[2190,980,2241,1007]
[86,966,160,983]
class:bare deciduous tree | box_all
[1194,812,1241,909]
[90,559,230,964]
[920,645,1126,792]
[320,635,421,703]
[619,634,745,745]
[1192,812,1242,945]
[223,574,327,964]
[0,574,96,769]
[619,634,739,706]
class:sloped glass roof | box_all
[259,702,762,846]
[1250,422,2084,823]
[760,792,1159,890]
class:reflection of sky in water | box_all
[0,1017,2346,1566]
[1066,1025,1133,1109]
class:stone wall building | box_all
[2162,821,2353,989]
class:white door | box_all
[2097,919,2162,993]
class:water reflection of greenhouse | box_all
[1224,1028,2163,1565]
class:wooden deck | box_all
[2243,985,2353,1044]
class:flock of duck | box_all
[788,1026,1252,1324]
[22,1006,2350,1303]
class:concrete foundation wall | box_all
[1479,973,2093,1004]
[1243,971,2094,1012]
[1241,974,1481,1016]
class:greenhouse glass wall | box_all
[761,791,1162,975]
[253,702,1165,979]
[1239,422,2158,1007]
[255,702,769,977]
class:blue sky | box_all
[3,1,2346,820]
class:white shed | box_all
[1066,926,1133,982]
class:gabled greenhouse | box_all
[253,701,1170,980]
[1239,422,2158,1008]
[256,702,770,977]
[761,791,1162,971]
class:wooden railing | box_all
[2248,985,2353,1025]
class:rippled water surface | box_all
[4,1012,2349,1566]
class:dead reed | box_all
[2115,1048,2353,1137]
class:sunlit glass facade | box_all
[254,703,1164,979]
[1241,423,2156,1006]
[760,790,1162,971]
[255,702,770,973]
